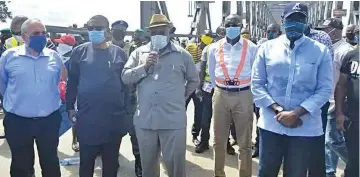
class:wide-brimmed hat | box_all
[147,14,172,29]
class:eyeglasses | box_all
[11,31,21,36]
[87,26,104,31]
[31,31,47,36]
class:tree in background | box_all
[0,1,12,23]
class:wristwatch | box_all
[274,106,284,115]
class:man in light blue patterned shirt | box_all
[251,3,333,177]
[0,19,64,177]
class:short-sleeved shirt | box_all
[340,47,359,121]
[186,43,202,64]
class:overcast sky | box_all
[0,0,242,34]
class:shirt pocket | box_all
[295,60,317,83]
[163,64,185,82]
[43,61,61,83]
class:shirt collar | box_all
[281,34,306,48]
[17,45,51,58]
[222,37,244,47]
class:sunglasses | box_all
[11,31,21,36]
[87,26,104,31]
[31,31,47,36]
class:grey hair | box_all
[20,19,46,34]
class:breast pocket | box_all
[164,64,185,82]
[43,62,61,83]
[296,61,317,83]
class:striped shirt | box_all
[186,43,202,64]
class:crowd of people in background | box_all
[0,2,358,177]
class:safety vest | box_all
[204,46,211,82]
[215,39,251,86]
[5,37,23,49]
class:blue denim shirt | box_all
[251,35,333,137]
[0,45,62,118]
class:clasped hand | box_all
[275,111,303,128]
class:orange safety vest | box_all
[215,39,251,86]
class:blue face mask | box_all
[88,31,105,44]
[225,27,241,40]
[27,35,47,53]
[151,35,169,49]
[283,21,306,41]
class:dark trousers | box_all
[344,120,359,177]
[4,110,62,177]
[308,101,329,177]
[186,91,203,137]
[200,90,213,144]
[254,106,260,149]
[258,128,317,177]
[128,125,140,158]
[79,139,122,177]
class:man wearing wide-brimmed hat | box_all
[122,14,199,177]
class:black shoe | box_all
[195,142,209,153]
[135,156,142,177]
[252,148,259,158]
[227,144,236,155]
[192,136,200,146]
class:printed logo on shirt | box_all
[350,60,360,77]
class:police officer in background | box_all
[111,20,131,55]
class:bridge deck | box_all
[0,103,345,177]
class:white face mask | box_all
[151,35,169,50]
[13,35,24,43]
[57,43,73,56]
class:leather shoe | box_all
[195,142,209,153]
[227,144,235,155]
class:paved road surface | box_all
[0,103,345,177]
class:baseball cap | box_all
[316,18,343,30]
[54,35,76,46]
[282,3,308,19]
[111,20,128,29]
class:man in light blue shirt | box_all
[251,3,333,177]
[0,19,64,177]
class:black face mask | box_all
[112,30,125,40]
[346,33,355,40]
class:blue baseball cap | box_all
[282,3,308,19]
[111,20,128,29]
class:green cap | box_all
[134,29,145,34]
[1,28,11,34]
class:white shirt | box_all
[208,38,258,88]
[328,39,355,114]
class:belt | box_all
[216,85,250,92]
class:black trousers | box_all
[186,91,203,138]
[200,90,213,143]
[254,106,260,149]
[4,110,62,177]
[308,101,330,177]
[79,139,122,177]
[344,120,359,177]
[128,125,140,158]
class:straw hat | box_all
[147,14,172,29]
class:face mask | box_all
[13,35,24,43]
[26,34,47,53]
[225,27,241,40]
[57,43,73,56]
[112,30,125,40]
[151,35,168,49]
[283,21,306,41]
[346,33,355,40]
[267,32,275,40]
[88,30,105,44]
[241,33,250,40]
